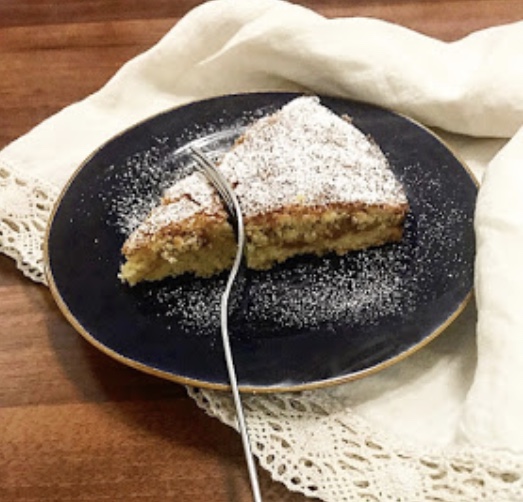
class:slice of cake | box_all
[119,96,409,285]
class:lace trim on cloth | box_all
[188,388,523,501]
[0,162,58,285]
[2,162,522,501]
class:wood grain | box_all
[0,1,520,500]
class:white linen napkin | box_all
[461,127,523,450]
[1,0,523,481]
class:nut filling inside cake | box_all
[119,97,409,286]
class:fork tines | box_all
[188,146,236,216]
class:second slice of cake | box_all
[120,96,409,285]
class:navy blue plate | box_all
[45,93,477,391]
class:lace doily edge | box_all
[187,386,523,501]
[0,159,58,285]
[0,242,48,285]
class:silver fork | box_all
[188,146,263,502]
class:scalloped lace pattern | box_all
[188,388,523,501]
[0,162,58,284]
[2,162,522,501]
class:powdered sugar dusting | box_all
[132,237,416,339]
[123,173,224,250]
[129,185,471,341]
[108,123,251,241]
[123,96,407,251]
[108,137,179,236]
[220,96,407,216]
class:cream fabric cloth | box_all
[2,0,523,495]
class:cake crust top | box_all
[124,96,408,251]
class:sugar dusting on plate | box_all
[104,105,472,342]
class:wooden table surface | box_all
[1,2,522,501]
